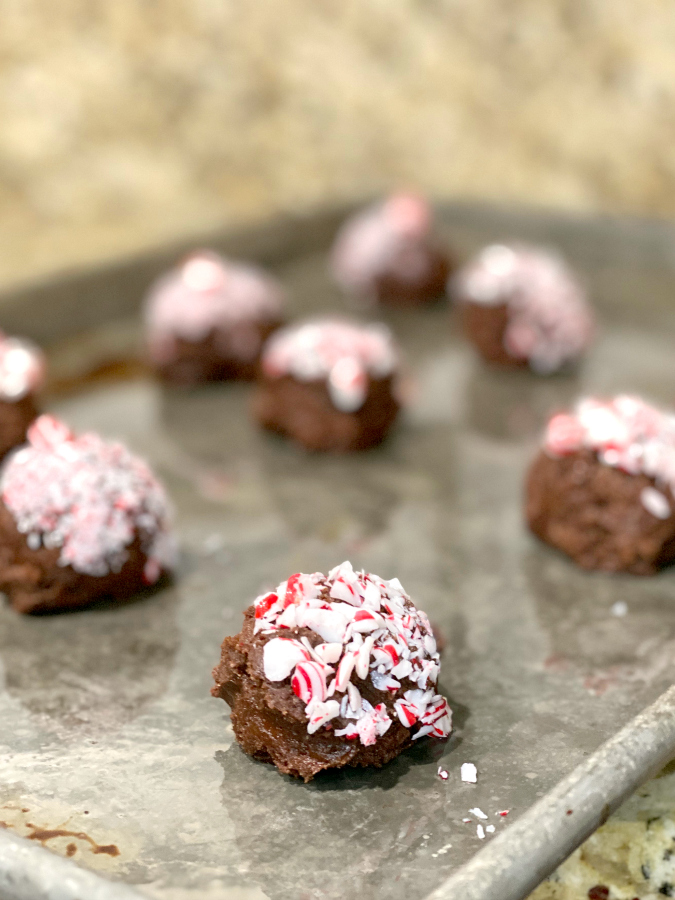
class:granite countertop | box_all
[529,767,675,900]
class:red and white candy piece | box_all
[27,415,73,452]
[334,649,359,692]
[306,699,341,734]
[291,661,329,704]
[255,592,280,619]
[371,672,401,692]
[394,698,418,727]
[263,638,311,682]
[545,414,584,456]
[356,702,391,746]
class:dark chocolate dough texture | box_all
[527,448,675,575]
[253,374,399,453]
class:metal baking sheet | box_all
[1,204,675,900]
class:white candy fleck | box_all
[263,638,310,682]
[611,601,628,617]
[477,824,485,840]
[0,334,45,401]
[641,486,671,520]
[486,825,495,834]
[461,762,478,784]
[470,807,488,820]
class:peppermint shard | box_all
[211,562,452,780]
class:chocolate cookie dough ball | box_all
[212,561,452,781]
[0,332,45,460]
[527,396,675,575]
[0,415,175,613]
[330,193,451,307]
[451,243,594,373]
[253,318,401,452]
[144,250,284,384]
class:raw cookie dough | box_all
[451,243,594,373]
[253,317,401,452]
[330,193,451,307]
[144,250,284,384]
[212,561,452,781]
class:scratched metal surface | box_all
[1,205,675,900]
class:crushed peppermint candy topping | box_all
[486,825,495,834]
[451,243,594,373]
[477,824,485,840]
[461,762,478,783]
[255,561,452,746]
[1,415,175,580]
[144,250,283,363]
[497,810,510,817]
[438,766,449,781]
[330,193,435,296]
[544,396,675,506]
[0,333,45,401]
[261,318,399,413]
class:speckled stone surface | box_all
[528,767,675,900]
[0,206,675,899]
[2,2,675,290]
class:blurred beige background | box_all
[3,0,675,287]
